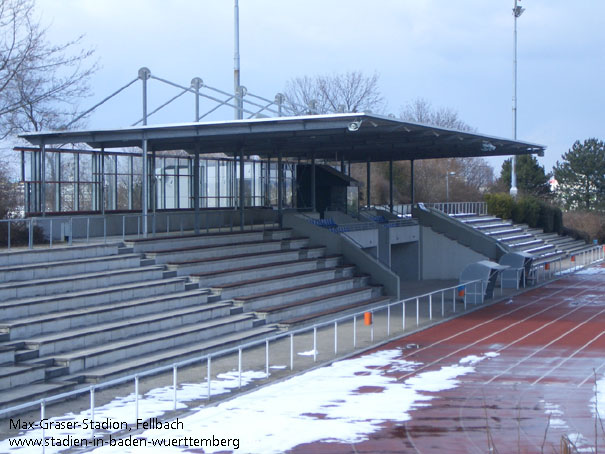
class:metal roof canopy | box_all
[19,113,545,163]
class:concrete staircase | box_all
[450,213,592,263]
[0,228,390,410]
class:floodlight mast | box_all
[234,0,242,120]
[510,0,524,198]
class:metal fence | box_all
[0,211,278,250]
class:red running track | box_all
[290,265,605,454]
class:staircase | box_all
[0,228,390,410]
[450,213,592,263]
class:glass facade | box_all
[20,148,295,214]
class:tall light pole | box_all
[234,0,242,120]
[510,0,524,198]
[446,171,456,204]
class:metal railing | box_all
[0,211,279,250]
[0,279,485,424]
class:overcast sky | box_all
[34,0,605,174]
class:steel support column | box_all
[366,158,371,209]
[193,146,200,233]
[277,151,283,227]
[40,141,46,215]
[389,159,394,213]
[311,155,316,212]
[239,147,245,229]
[410,159,415,205]
[142,140,148,237]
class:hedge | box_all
[485,194,563,234]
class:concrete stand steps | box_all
[0,289,211,339]
[0,382,78,413]
[255,286,382,324]
[0,277,188,320]
[0,243,121,267]
[216,266,356,300]
[234,276,370,312]
[145,238,309,264]
[278,296,391,327]
[0,265,167,301]
[52,313,257,374]
[0,253,144,284]
[16,301,235,357]
[168,246,326,276]
[125,230,276,253]
[0,364,46,390]
[64,325,279,384]
[190,255,342,287]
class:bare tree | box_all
[283,71,384,115]
[0,0,97,138]
[400,97,473,132]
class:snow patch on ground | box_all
[2,349,500,454]
[577,266,605,275]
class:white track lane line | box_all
[532,330,605,386]
[484,307,605,385]
[396,280,588,365]
[578,360,605,387]
[396,285,600,382]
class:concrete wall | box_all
[391,242,420,281]
[420,226,488,280]
[283,213,400,299]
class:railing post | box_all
[265,339,270,378]
[86,217,90,243]
[173,365,178,411]
[334,321,338,354]
[464,285,467,310]
[313,327,317,362]
[49,219,53,248]
[134,375,139,422]
[416,297,419,326]
[453,288,456,312]
[370,311,374,341]
[353,315,357,347]
[441,290,445,317]
[68,217,73,246]
[387,305,391,336]
[290,334,294,370]
[7,221,10,250]
[207,356,211,399]
[41,400,46,454]
[402,301,406,331]
[90,386,95,438]
[429,294,433,320]
[238,348,242,388]
[28,218,33,249]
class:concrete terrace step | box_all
[255,286,382,324]
[459,216,501,225]
[0,243,121,267]
[190,255,342,287]
[233,276,369,312]
[524,244,556,255]
[278,296,391,328]
[0,265,166,301]
[167,246,327,276]
[145,237,309,264]
[474,223,514,231]
[0,364,46,390]
[0,381,78,412]
[53,313,257,374]
[216,266,356,300]
[499,233,534,243]
[509,239,544,249]
[18,301,235,356]
[0,346,15,365]
[125,229,288,253]
[0,253,143,284]
[66,325,280,384]
[0,277,188,320]
[0,289,212,339]
[486,227,524,237]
